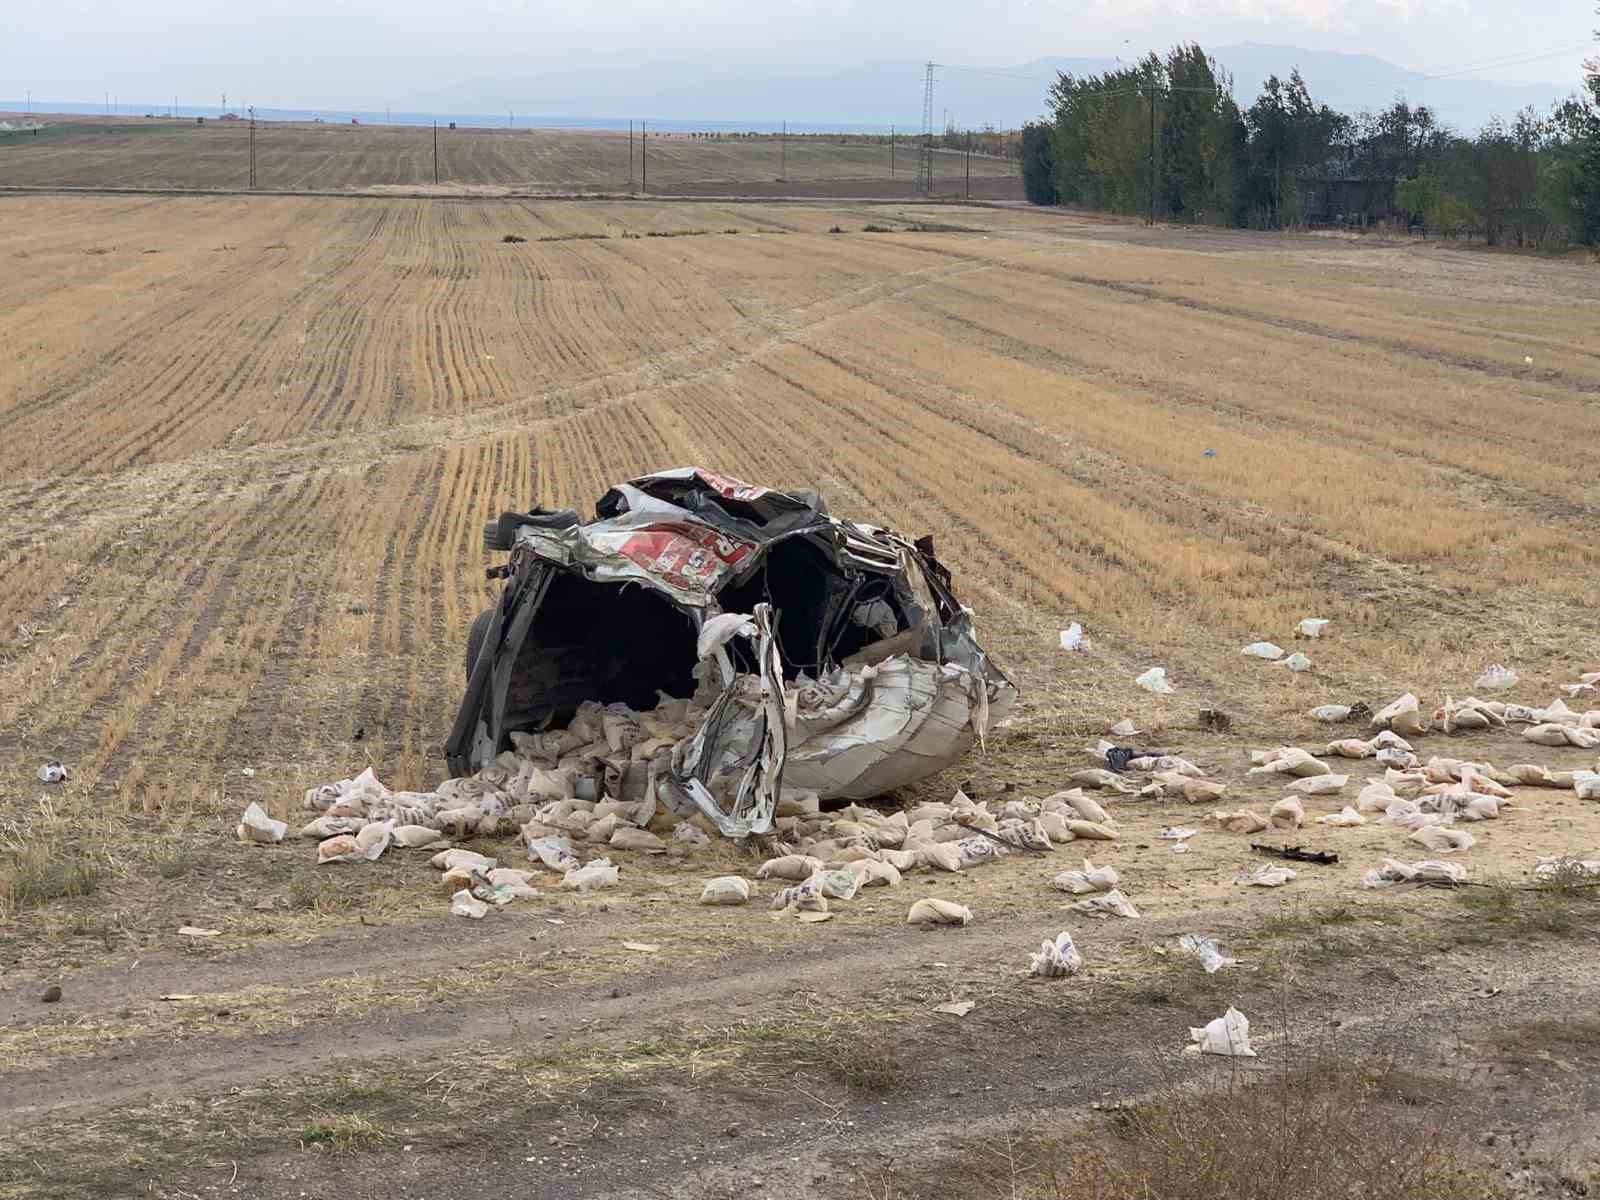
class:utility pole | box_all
[222,92,226,116]
[507,109,513,128]
[642,120,647,192]
[629,120,634,190]
[890,124,894,177]
[918,61,935,196]
[433,120,439,184]
[780,119,786,180]
[105,92,109,115]
[965,129,971,200]
[386,106,391,125]
[248,105,257,188]
[1147,81,1156,227]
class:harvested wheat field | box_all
[2,193,1599,1199]
[0,116,1018,197]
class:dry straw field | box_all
[2,192,1599,1196]
[0,116,1020,196]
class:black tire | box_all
[465,609,494,682]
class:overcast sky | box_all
[3,0,1593,110]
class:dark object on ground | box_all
[1198,707,1231,732]
[1106,747,1141,773]
[501,233,526,243]
[1252,843,1339,865]
[1348,701,1373,721]
[41,985,61,1003]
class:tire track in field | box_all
[0,237,1059,548]
[1016,264,1600,398]
[916,286,1600,530]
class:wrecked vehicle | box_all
[445,468,1015,837]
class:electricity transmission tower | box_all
[917,62,935,195]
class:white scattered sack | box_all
[1269,797,1305,830]
[562,857,620,892]
[1407,826,1474,854]
[1177,933,1236,973]
[906,898,974,926]
[450,889,489,919]
[1249,748,1330,778]
[1573,771,1600,801]
[317,835,362,865]
[1239,864,1296,887]
[1297,618,1330,639]
[1059,623,1087,652]
[1286,774,1348,797]
[1069,888,1140,918]
[1030,931,1084,978]
[1108,718,1140,737]
[1277,653,1312,673]
[236,802,287,845]
[1372,693,1428,736]
[1051,859,1120,894]
[1135,667,1175,695]
[756,854,824,881]
[1242,642,1286,660]
[1317,806,1365,827]
[1475,665,1518,691]
[1534,856,1600,881]
[526,835,579,873]
[1309,704,1353,723]
[1189,1007,1256,1057]
[1211,809,1269,834]
[36,761,69,785]
[1362,858,1466,887]
[673,822,711,846]
[699,876,752,906]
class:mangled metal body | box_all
[446,468,1015,837]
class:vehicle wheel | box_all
[465,609,494,682]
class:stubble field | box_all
[2,193,1599,1198]
[0,116,1021,197]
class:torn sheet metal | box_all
[446,467,1017,822]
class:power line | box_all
[1416,42,1593,81]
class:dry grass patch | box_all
[860,1053,1498,1200]
[0,995,908,1198]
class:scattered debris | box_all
[158,994,198,1002]
[1475,665,1518,691]
[1316,806,1365,827]
[1534,856,1600,881]
[1308,704,1353,723]
[177,926,221,938]
[699,877,751,906]
[1372,693,1428,736]
[1251,843,1337,865]
[1030,932,1083,978]
[1136,667,1175,694]
[1296,618,1330,639]
[1277,652,1313,673]
[36,761,69,785]
[908,898,973,926]
[1059,623,1088,652]
[1051,859,1120,894]
[1108,718,1140,737]
[1211,808,1270,834]
[623,941,661,953]
[1363,858,1467,888]
[1242,641,1285,660]
[934,999,976,1016]
[40,985,62,1004]
[1269,797,1305,829]
[1176,934,1236,973]
[1189,1007,1256,1057]
[1237,864,1297,887]
[450,890,489,919]
[1159,826,1197,841]
[1069,888,1140,918]
[501,233,527,243]
[236,801,287,845]
[1408,826,1475,853]
[1198,707,1231,732]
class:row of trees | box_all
[1022,39,1600,248]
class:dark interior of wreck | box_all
[501,534,929,735]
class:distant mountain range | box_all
[9,43,1582,135]
[439,43,1580,134]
